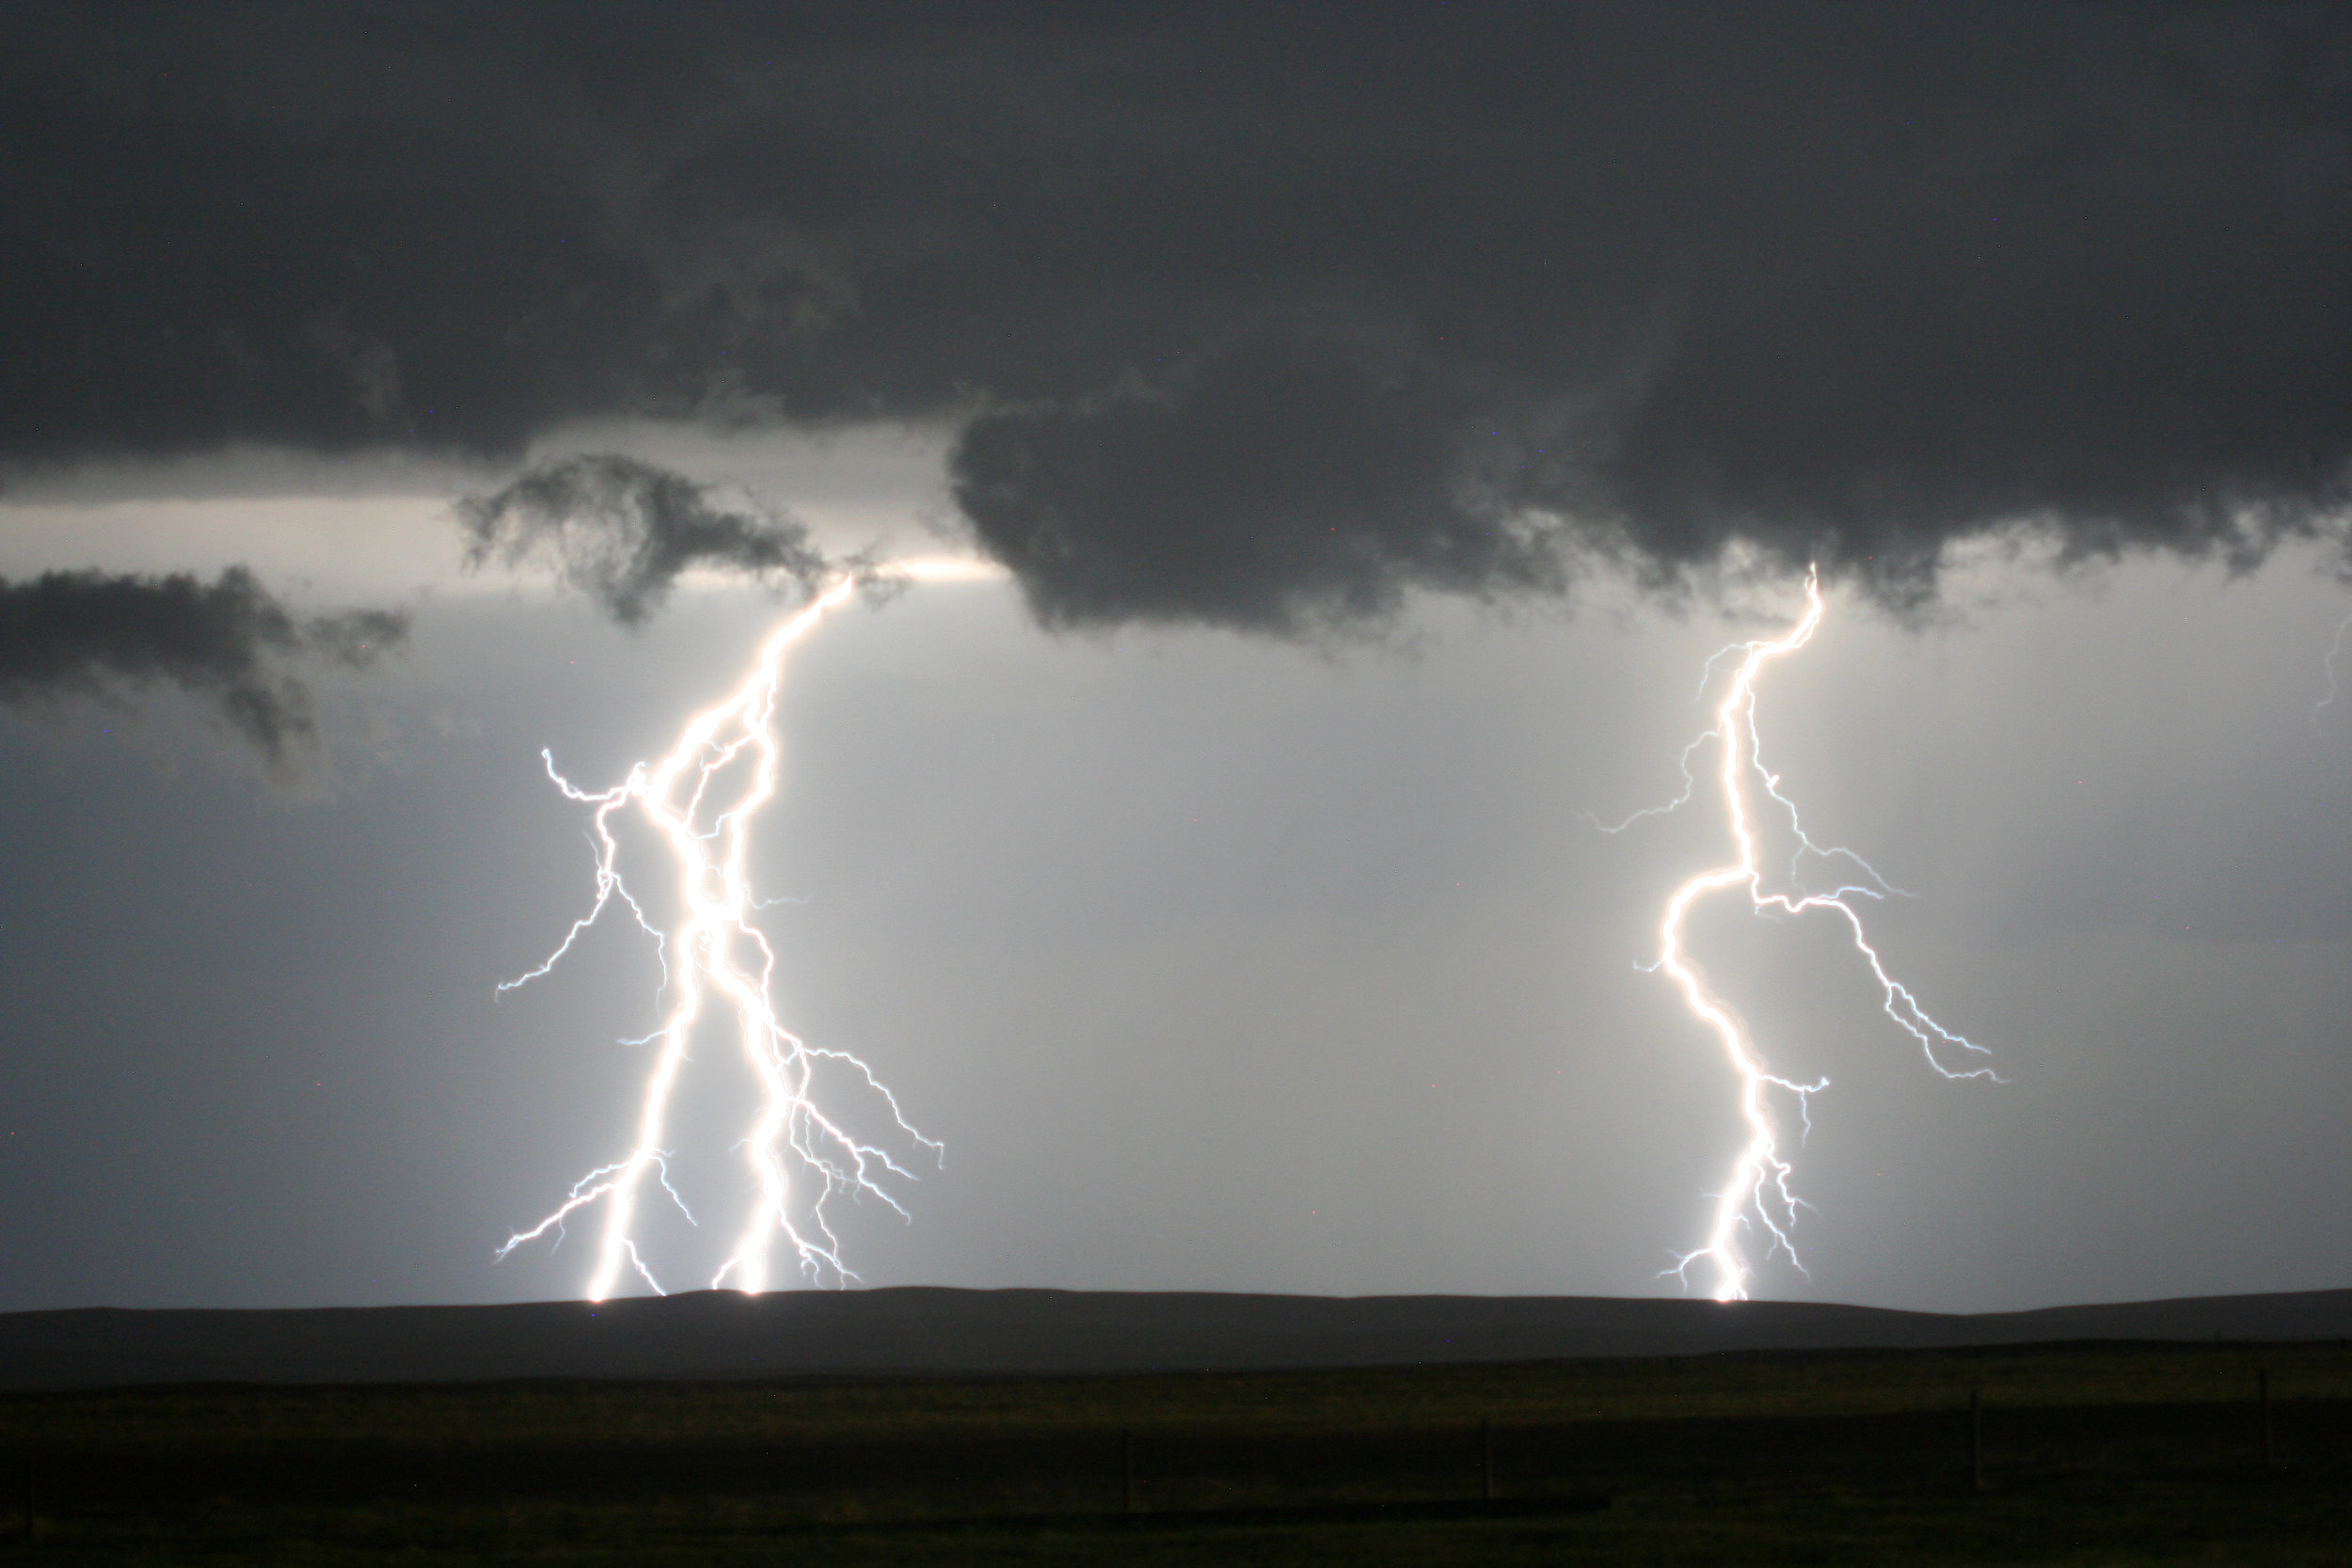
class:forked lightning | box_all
[1603,566,1995,1302]
[497,558,998,1300]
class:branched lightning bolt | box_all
[1601,566,1996,1303]
[2313,609,2352,735]
[496,558,998,1301]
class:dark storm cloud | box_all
[6,3,2350,627]
[458,454,827,624]
[952,328,1574,630]
[0,568,406,762]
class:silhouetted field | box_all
[1,1340,2345,1563]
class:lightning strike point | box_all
[1611,566,1995,1303]
[499,559,996,1300]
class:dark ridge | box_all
[4,1287,2347,1392]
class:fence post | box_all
[1120,1429,1136,1515]
[1480,1418,1495,1502]
[2260,1370,2275,1468]
[1969,1390,1984,1493]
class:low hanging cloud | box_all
[951,329,1580,633]
[458,454,828,625]
[7,5,2351,630]
[0,568,406,766]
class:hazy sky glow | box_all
[4,469,2347,1314]
[3,4,2349,1313]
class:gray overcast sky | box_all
[2,3,2349,1313]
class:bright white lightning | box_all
[1602,566,1995,1303]
[496,556,1001,1301]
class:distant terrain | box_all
[5,1286,2348,1391]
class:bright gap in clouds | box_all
[0,421,962,600]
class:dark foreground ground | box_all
[0,1340,2345,1565]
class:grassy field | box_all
[0,1340,2344,1563]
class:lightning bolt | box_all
[2314,608,2352,735]
[496,557,1000,1301]
[1600,565,1996,1303]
